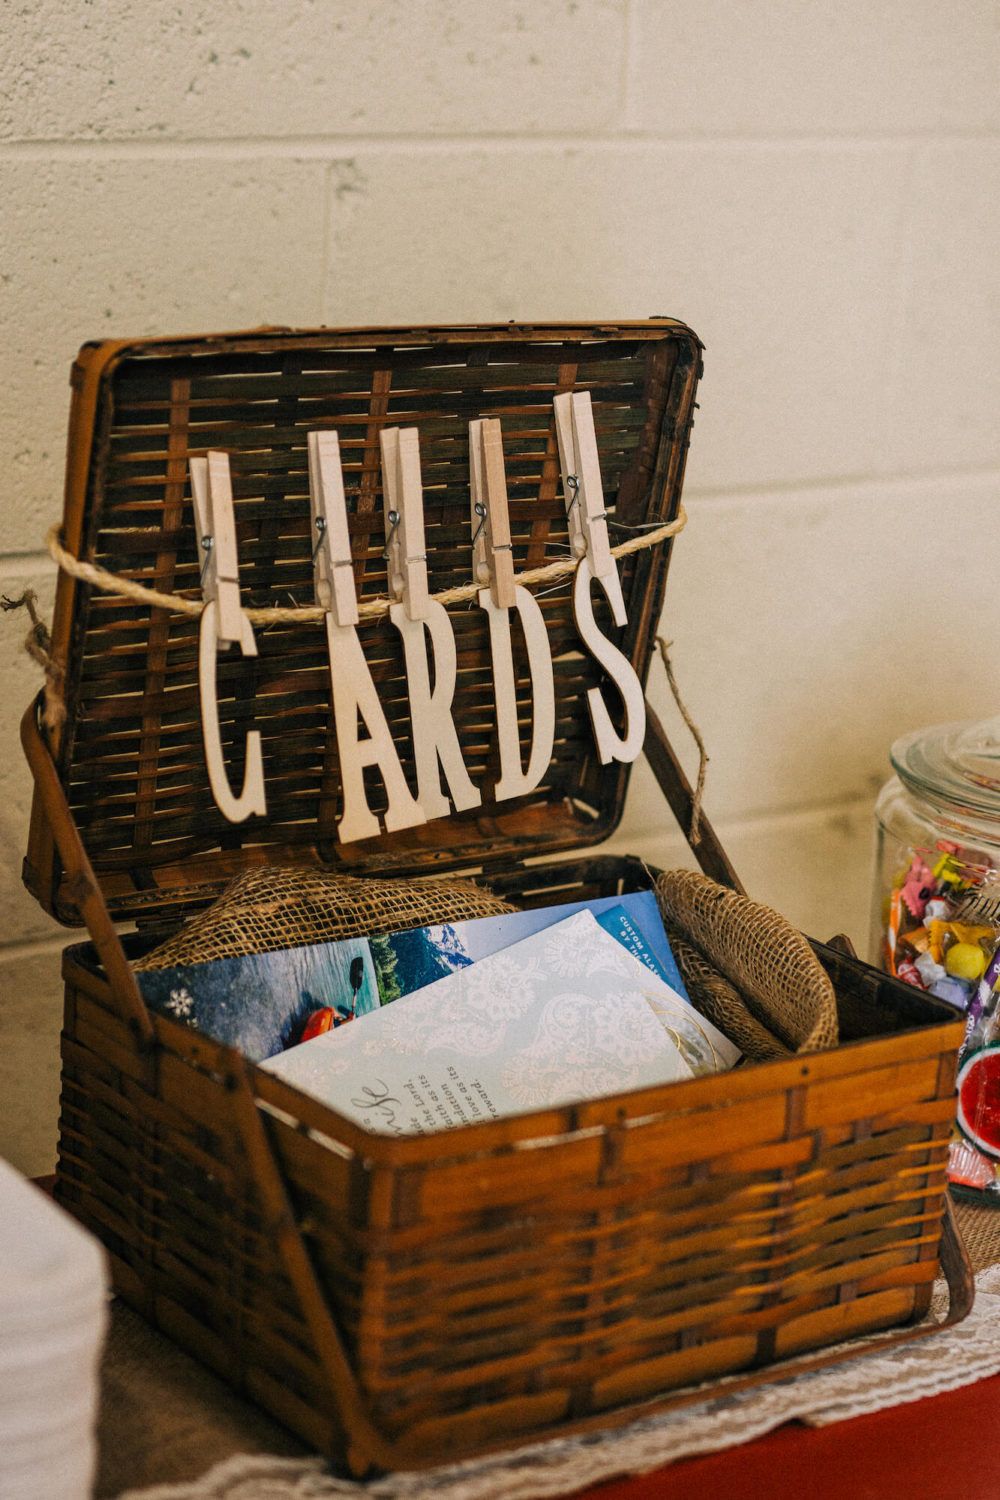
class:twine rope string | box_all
[9,512,714,846]
[43,506,687,624]
[656,633,709,848]
[1,588,66,728]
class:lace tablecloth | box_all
[104,1202,1000,1500]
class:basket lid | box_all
[25,321,701,924]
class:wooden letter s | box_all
[573,556,646,764]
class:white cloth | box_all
[0,1159,108,1500]
[117,1267,1000,1500]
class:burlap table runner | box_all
[100,1202,1000,1500]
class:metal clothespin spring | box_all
[470,501,487,548]
[199,534,214,587]
[382,509,400,560]
[568,478,606,525]
[311,514,327,562]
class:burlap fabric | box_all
[655,869,839,1058]
[136,867,515,971]
[667,930,795,1063]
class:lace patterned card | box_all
[261,910,736,1134]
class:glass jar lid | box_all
[891,716,1000,824]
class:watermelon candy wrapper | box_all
[948,1136,999,1194]
[947,948,1000,1198]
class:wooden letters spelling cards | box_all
[195,397,645,836]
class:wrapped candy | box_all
[872,724,1000,1201]
[948,934,1000,1197]
[878,855,1000,1198]
[881,853,998,1011]
[901,857,935,920]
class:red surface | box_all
[578,1374,1000,1500]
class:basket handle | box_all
[225,1057,401,1476]
[939,1192,977,1320]
[20,695,155,1048]
[21,692,385,1469]
[643,698,745,893]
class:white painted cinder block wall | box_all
[2,2,998,1173]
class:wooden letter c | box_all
[198,598,268,822]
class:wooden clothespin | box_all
[553,391,613,580]
[307,429,359,628]
[191,451,268,823]
[469,417,516,610]
[379,426,430,622]
[190,451,243,646]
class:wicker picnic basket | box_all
[21,322,971,1477]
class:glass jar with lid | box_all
[871,717,1000,1200]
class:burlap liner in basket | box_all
[654,869,839,1061]
[136,864,836,1070]
[136,866,515,971]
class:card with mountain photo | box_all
[136,888,686,1064]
